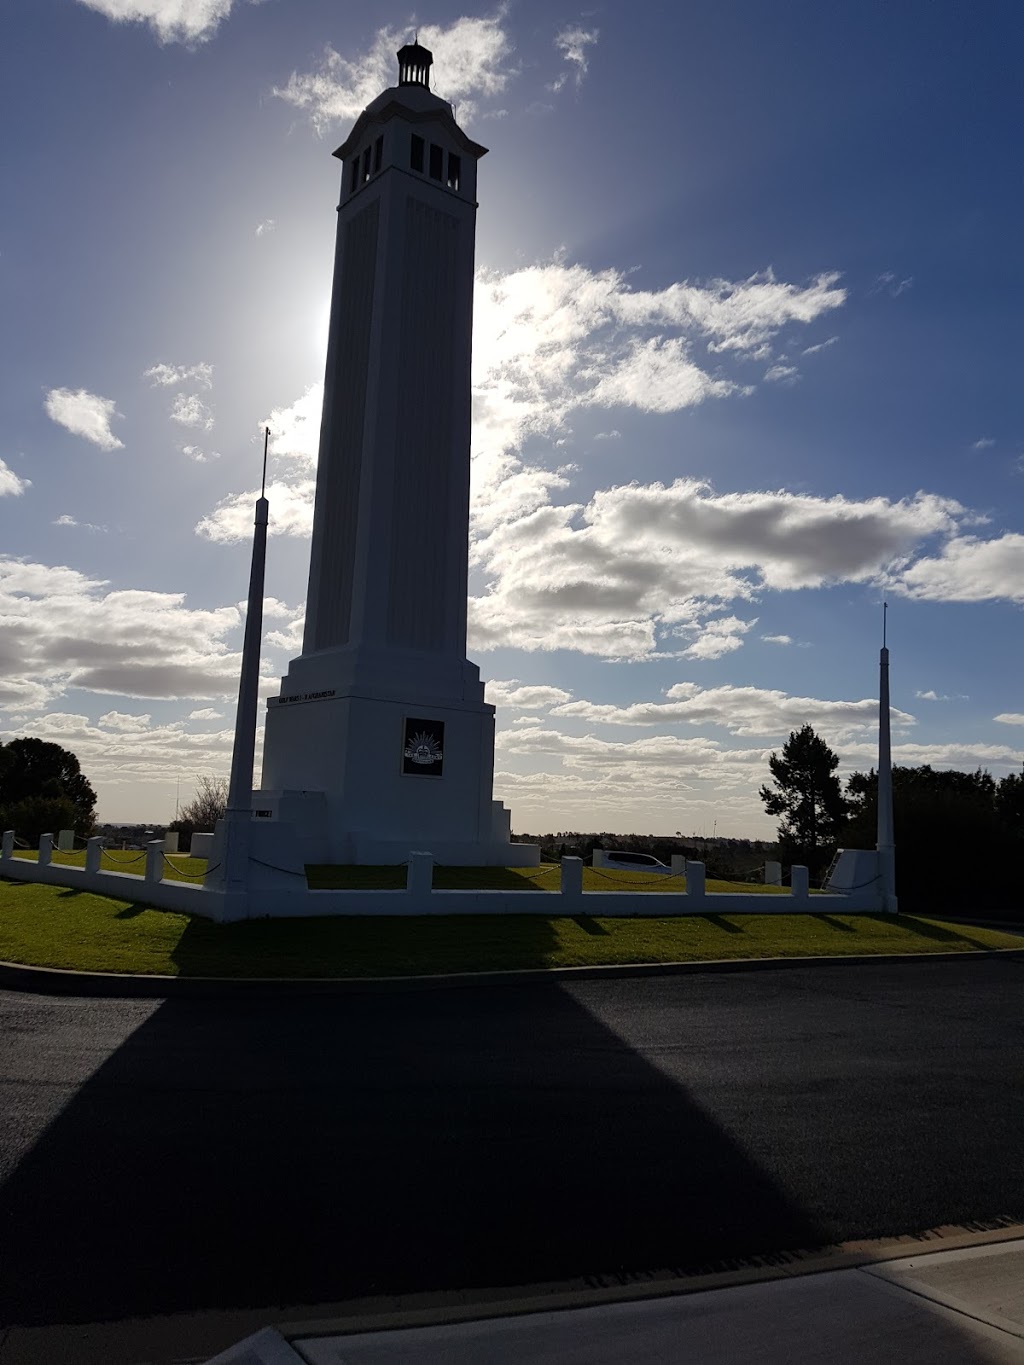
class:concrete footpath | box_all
[207,1236,1024,1365]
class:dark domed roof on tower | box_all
[397,40,433,89]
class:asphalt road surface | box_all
[1,956,1023,1330]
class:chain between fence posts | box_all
[100,848,148,868]
[520,863,560,882]
[589,865,684,887]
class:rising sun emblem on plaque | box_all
[404,730,443,766]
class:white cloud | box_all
[45,387,124,451]
[467,260,846,530]
[585,336,741,412]
[98,710,153,731]
[493,724,1024,836]
[477,263,840,438]
[0,555,279,710]
[890,533,1024,602]
[170,393,214,429]
[994,713,1024,726]
[188,707,224,720]
[871,271,913,298]
[593,430,621,441]
[762,633,793,645]
[845,740,1020,769]
[52,513,105,532]
[681,615,757,660]
[265,605,305,654]
[802,336,838,356]
[470,479,962,659]
[971,437,995,451]
[273,14,516,129]
[182,444,218,462]
[0,459,30,496]
[144,361,213,389]
[549,25,599,92]
[196,478,316,543]
[259,597,296,621]
[1,710,238,796]
[75,0,235,44]
[550,681,912,742]
[764,363,799,384]
[263,385,322,466]
[484,679,573,709]
[199,256,847,561]
[498,724,756,776]
[255,219,276,237]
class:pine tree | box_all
[759,725,847,876]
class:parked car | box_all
[592,849,674,875]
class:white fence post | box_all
[57,829,75,853]
[670,854,686,876]
[685,860,705,904]
[790,865,809,902]
[406,851,434,900]
[145,840,165,883]
[38,833,53,866]
[85,837,103,873]
[765,860,782,886]
[1,830,13,861]
[560,855,583,902]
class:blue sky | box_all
[2,0,1023,835]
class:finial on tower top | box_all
[397,40,433,88]
[882,600,888,649]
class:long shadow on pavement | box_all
[0,981,828,1328]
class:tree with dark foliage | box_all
[844,763,1024,915]
[759,725,847,878]
[0,737,97,843]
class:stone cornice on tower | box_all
[334,95,488,164]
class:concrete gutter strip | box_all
[276,1222,1024,1342]
[0,946,1021,998]
[4,1224,1021,1365]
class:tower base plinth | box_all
[255,688,538,867]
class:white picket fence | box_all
[1,832,886,923]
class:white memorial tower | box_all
[255,43,537,868]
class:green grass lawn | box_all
[1,875,1019,979]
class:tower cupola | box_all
[397,41,433,88]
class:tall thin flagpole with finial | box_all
[207,428,270,905]
[877,601,897,912]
